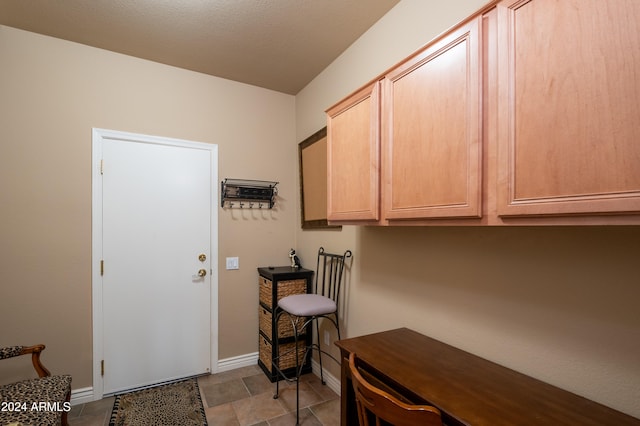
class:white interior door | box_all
[94,129,217,395]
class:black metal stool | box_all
[272,247,352,425]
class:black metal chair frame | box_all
[272,247,352,425]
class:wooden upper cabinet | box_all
[383,17,483,220]
[327,81,380,222]
[326,0,640,226]
[496,0,640,217]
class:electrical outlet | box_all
[226,257,239,270]
[324,330,330,346]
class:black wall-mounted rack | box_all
[221,178,278,209]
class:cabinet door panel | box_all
[327,82,380,221]
[497,0,640,216]
[384,18,482,220]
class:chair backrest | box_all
[348,352,443,426]
[314,247,352,308]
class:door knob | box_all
[197,269,207,277]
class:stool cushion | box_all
[279,294,336,317]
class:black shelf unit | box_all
[257,266,314,382]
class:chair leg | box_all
[272,311,302,425]
[273,312,342,424]
[293,320,301,425]
[315,319,325,385]
[273,311,282,400]
[273,310,291,401]
[274,372,280,399]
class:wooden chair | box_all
[0,344,72,426]
[348,352,442,426]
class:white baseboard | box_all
[311,359,341,396]
[74,354,259,405]
[217,351,341,395]
[218,352,341,395]
[75,352,338,406]
[217,351,259,372]
[70,386,94,406]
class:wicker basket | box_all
[259,306,306,339]
[259,334,307,374]
[259,276,307,307]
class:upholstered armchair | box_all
[0,344,72,426]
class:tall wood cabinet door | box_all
[327,81,380,222]
[496,0,640,217]
[383,18,482,220]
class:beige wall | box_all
[295,0,640,419]
[0,25,296,389]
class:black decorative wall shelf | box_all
[221,178,278,209]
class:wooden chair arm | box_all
[20,344,52,378]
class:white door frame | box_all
[91,128,219,401]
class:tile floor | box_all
[68,365,340,425]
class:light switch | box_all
[226,257,239,270]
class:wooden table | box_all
[335,328,639,426]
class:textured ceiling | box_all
[0,0,400,94]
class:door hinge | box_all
[101,360,104,376]
[100,159,104,175]
[100,260,104,276]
